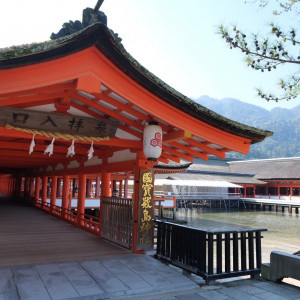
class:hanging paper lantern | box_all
[143,122,162,161]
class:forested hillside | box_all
[195,96,300,159]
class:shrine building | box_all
[0,6,272,254]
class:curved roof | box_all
[0,23,272,144]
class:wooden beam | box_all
[0,91,70,107]
[185,138,226,159]
[157,157,169,164]
[0,82,76,99]
[164,130,192,143]
[162,145,194,162]
[160,152,181,164]
[169,141,208,161]
[76,75,101,97]
[71,92,145,132]
[70,101,143,139]
[0,127,142,149]
[0,141,108,156]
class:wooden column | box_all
[278,186,280,199]
[56,178,62,197]
[42,176,48,210]
[86,179,91,197]
[77,173,87,226]
[62,174,70,219]
[47,177,51,197]
[29,177,35,200]
[112,180,117,196]
[119,180,123,197]
[24,177,29,202]
[101,173,111,197]
[95,176,100,198]
[14,177,22,200]
[35,177,42,206]
[50,176,58,214]
[72,178,77,197]
[99,172,111,237]
[124,178,129,198]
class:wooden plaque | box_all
[137,169,154,251]
[0,107,118,137]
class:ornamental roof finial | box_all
[94,0,105,12]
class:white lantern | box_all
[143,122,162,161]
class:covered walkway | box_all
[0,197,129,267]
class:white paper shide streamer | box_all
[67,139,75,157]
[44,138,55,156]
[29,134,35,154]
[87,141,94,160]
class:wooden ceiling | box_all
[0,79,230,172]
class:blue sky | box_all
[0,0,298,110]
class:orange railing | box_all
[79,213,101,235]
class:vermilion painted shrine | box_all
[0,6,272,253]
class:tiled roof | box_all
[0,23,272,144]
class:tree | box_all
[218,0,300,102]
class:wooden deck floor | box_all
[0,198,130,267]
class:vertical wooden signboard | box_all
[137,169,154,250]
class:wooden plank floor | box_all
[0,198,130,267]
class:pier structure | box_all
[241,198,300,214]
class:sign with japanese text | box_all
[0,107,118,137]
[137,168,154,250]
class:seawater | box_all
[176,208,300,263]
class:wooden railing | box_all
[63,208,77,224]
[79,213,100,235]
[154,219,266,283]
[101,197,133,249]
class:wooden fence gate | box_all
[101,197,133,249]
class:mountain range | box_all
[194,96,300,159]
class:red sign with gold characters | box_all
[137,169,154,250]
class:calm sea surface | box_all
[176,208,300,263]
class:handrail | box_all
[79,213,100,235]
[154,219,266,283]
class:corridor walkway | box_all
[0,198,129,266]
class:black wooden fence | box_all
[154,219,267,283]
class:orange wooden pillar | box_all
[86,179,92,197]
[124,178,128,198]
[24,177,29,202]
[42,176,48,210]
[50,176,58,214]
[57,178,62,197]
[14,176,22,200]
[29,177,35,203]
[77,173,86,226]
[99,172,111,237]
[62,174,70,219]
[72,178,77,197]
[95,176,100,198]
[119,180,123,197]
[35,177,42,206]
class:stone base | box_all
[261,263,271,280]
